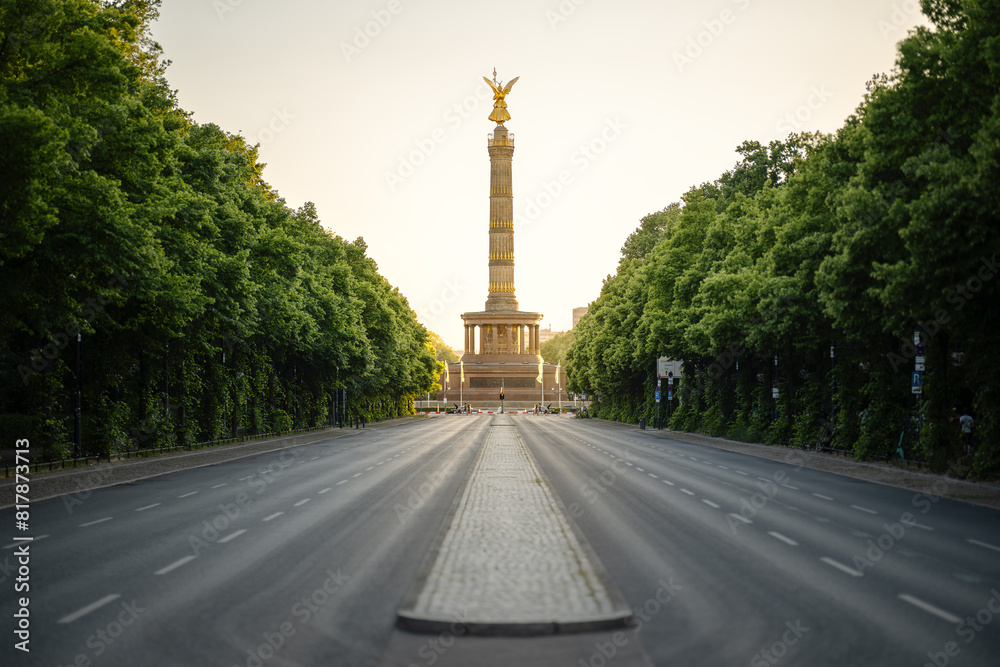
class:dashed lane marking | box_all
[967,539,1000,553]
[820,557,862,577]
[768,531,798,546]
[898,594,962,623]
[79,517,113,527]
[57,594,121,624]
[154,555,197,576]
[218,529,247,544]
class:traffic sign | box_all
[916,344,925,355]
[667,377,674,386]
[915,363,925,371]
[667,389,673,400]
[655,388,661,403]
[912,371,922,386]
[915,356,926,365]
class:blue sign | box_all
[654,388,661,401]
[912,372,923,386]
[668,390,673,400]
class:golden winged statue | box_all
[484,69,519,125]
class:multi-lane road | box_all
[2,415,998,666]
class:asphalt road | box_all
[2,414,998,666]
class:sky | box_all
[149,0,928,351]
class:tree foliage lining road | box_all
[567,0,1000,477]
[0,0,440,456]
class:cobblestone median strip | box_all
[397,414,633,635]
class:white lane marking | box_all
[262,512,283,522]
[768,531,799,546]
[178,492,198,498]
[967,539,1000,553]
[135,503,161,512]
[820,557,862,577]
[662,480,675,486]
[239,476,253,481]
[648,473,658,479]
[79,517,113,527]
[635,467,644,472]
[782,484,799,490]
[812,493,835,501]
[898,594,962,623]
[729,513,752,525]
[294,498,311,507]
[57,594,121,624]
[352,473,363,478]
[717,465,729,470]
[851,505,879,515]
[366,467,375,471]
[318,487,332,494]
[212,483,228,489]
[155,555,197,576]
[336,480,349,485]
[626,462,634,467]
[218,529,247,544]
[736,471,749,476]
[757,477,771,482]
[908,522,934,531]
[702,461,713,466]
[311,457,319,460]
[702,499,721,509]
[680,489,695,496]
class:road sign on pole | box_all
[655,388,661,403]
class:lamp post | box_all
[75,332,82,457]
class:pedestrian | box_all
[959,410,974,454]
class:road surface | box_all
[2,414,998,666]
